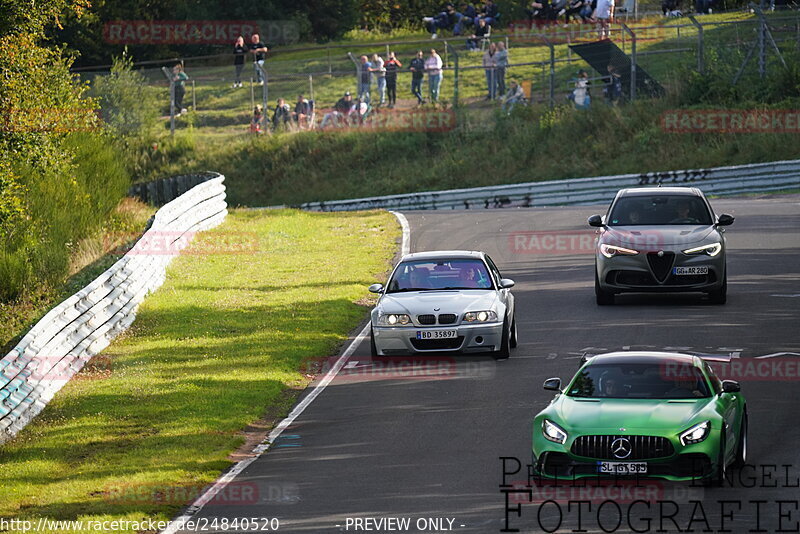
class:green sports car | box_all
[532,352,747,484]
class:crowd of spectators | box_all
[422,0,500,39]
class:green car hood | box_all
[553,396,713,432]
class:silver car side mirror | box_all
[368,283,384,294]
[499,278,515,289]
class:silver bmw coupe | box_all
[589,187,734,305]
[368,251,517,359]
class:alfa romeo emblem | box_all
[657,250,665,257]
[611,437,633,459]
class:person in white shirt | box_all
[425,49,444,103]
[371,53,387,106]
[593,0,614,39]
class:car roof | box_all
[585,351,701,367]
[617,187,703,197]
[400,250,485,262]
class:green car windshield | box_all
[567,363,712,399]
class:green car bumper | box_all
[531,422,724,482]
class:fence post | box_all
[446,41,460,108]
[257,64,269,131]
[347,52,361,98]
[160,67,175,136]
[542,38,555,109]
[621,23,637,101]
[192,80,196,111]
[688,15,704,74]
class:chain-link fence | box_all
[74,10,800,134]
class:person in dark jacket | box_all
[475,0,499,28]
[233,36,247,88]
[409,50,426,104]
[292,94,311,129]
[384,52,402,108]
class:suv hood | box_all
[603,225,716,248]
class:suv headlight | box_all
[377,313,411,326]
[542,419,568,444]
[680,421,710,446]
[463,310,498,323]
[683,242,722,257]
[600,244,639,258]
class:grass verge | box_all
[0,208,398,532]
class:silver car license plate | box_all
[416,330,457,340]
[674,266,709,275]
[598,461,648,475]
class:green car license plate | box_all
[597,461,648,475]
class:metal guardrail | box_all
[0,175,228,445]
[299,160,800,211]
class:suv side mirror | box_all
[587,215,604,228]
[722,380,740,393]
[368,283,384,294]
[716,214,735,226]
[543,377,562,391]
[499,278,515,289]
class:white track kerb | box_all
[161,211,410,534]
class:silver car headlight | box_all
[542,419,568,444]
[683,242,722,257]
[600,244,639,258]
[679,420,710,446]
[377,313,411,326]
[463,310,498,323]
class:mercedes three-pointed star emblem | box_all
[611,437,633,459]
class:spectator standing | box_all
[593,0,614,39]
[604,64,623,105]
[171,64,189,115]
[425,49,444,103]
[371,53,387,106]
[384,52,402,108]
[482,42,497,100]
[409,50,426,105]
[467,18,490,51]
[494,41,508,97]
[501,80,525,113]
[358,55,372,103]
[233,36,247,88]
[272,98,291,131]
[568,69,591,109]
[249,34,269,84]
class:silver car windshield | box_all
[387,259,494,293]
[567,363,712,399]
[608,195,713,226]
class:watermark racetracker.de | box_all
[662,109,800,133]
[103,20,299,45]
[106,231,260,257]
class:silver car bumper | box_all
[373,322,504,355]
[597,248,725,293]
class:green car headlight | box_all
[683,242,722,257]
[463,310,498,323]
[542,419,568,444]
[377,313,411,326]
[680,420,710,446]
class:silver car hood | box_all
[603,225,716,248]
[379,290,498,315]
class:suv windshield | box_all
[567,363,711,399]
[608,195,713,226]
[387,259,493,292]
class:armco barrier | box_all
[299,160,800,211]
[0,174,227,444]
